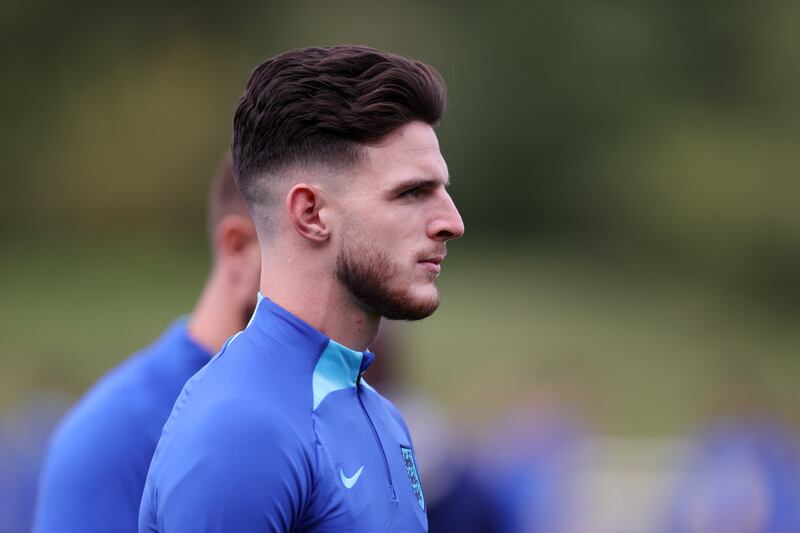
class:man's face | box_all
[334,121,464,320]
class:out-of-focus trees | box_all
[1,0,798,309]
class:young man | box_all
[34,153,261,533]
[139,45,465,532]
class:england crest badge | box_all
[400,445,425,511]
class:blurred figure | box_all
[663,418,800,533]
[0,395,68,533]
[479,404,585,533]
[34,153,260,532]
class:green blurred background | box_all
[2,0,799,437]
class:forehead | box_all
[357,122,448,186]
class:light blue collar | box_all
[247,293,375,411]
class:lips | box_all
[418,254,445,274]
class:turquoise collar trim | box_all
[248,292,375,411]
[312,339,365,410]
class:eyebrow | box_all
[389,176,451,194]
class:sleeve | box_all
[141,400,314,533]
[34,408,146,533]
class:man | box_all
[139,45,464,532]
[35,153,261,532]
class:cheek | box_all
[341,209,419,261]
[355,218,405,246]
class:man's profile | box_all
[34,153,260,532]
[139,45,464,532]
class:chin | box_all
[381,299,439,321]
[409,283,439,305]
[380,288,440,321]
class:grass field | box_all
[2,235,799,437]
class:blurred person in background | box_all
[478,404,585,533]
[139,45,464,532]
[662,418,800,533]
[34,152,261,532]
[0,396,67,533]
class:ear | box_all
[215,214,258,263]
[286,183,331,242]
[214,214,261,311]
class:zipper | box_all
[356,377,396,500]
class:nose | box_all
[428,191,465,242]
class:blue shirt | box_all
[35,320,211,533]
[139,296,428,532]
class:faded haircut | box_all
[231,45,447,230]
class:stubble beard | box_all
[335,242,440,321]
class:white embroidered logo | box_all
[339,465,365,489]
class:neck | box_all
[259,249,380,351]
[187,267,248,354]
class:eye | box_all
[399,187,423,198]
[399,185,434,199]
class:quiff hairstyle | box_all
[231,45,447,228]
[207,151,250,242]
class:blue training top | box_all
[35,320,211,533]
[139,295,428,532]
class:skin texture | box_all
[259,121,464,350]
[188,213,261,353]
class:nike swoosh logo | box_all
[339,465,365,489]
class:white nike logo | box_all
[339,465,365,489]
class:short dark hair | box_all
[208,150,249,240]
[231,45,447,214]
